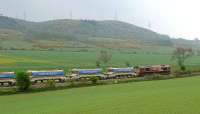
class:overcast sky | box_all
[0,0,199,40]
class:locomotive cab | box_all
[137,65,171,76]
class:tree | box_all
[98,50,112,65]
[46,80,56,89]
[96,61,101,68]
[90,76,99,84]
[172,47,193,71]
[195,38,199,42]
[16,71,31,91]
[125,61,131,67]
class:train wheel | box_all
[33,80,38,84]
[8,82,12,86]
[59,79,65,83]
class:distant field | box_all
[0,49,200,72]
[1,76,200,114]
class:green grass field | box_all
[0,49,200,72]
[1,76,200,114]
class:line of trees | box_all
[96,47,195,72]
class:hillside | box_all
[0,16,198,49]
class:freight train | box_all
[0,65,171,86]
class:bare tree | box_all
[172,47,193,71]
[98,50,112,65]
[197,50,200,56]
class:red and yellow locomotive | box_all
[136,65,171,76]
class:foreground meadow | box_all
[1,76,200,114]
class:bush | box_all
[16,72,31,91]
[144,74,164,80]
[114,80,118,84]
[180,66,186,71]
[69,79,75,87]
[46,80,56,88]
[173,70,192,77]
[125,61,131,67]
[90,77,99,84]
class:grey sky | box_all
[0,0,199,40]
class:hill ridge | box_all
[0,16,198,49]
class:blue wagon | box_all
[28,70,66,83]
[70,69,104,80]
[0,72,16,86]
[106,67,136,79]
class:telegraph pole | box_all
[0,8,3,16]
[195,38,199,43]
[70,11,73,19]
[23,11,26,20]
[148,21,152,29]
[114,10,118,21]
[15,13,18,19]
